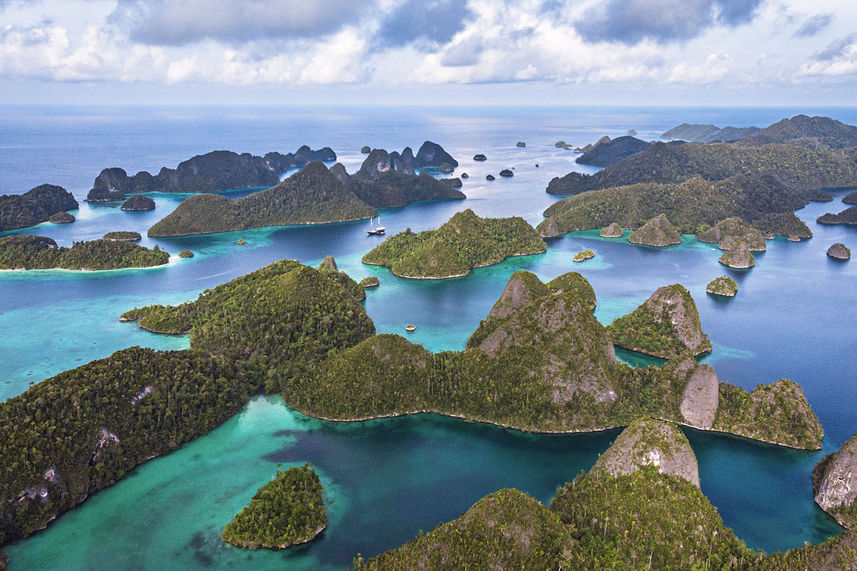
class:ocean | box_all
[2,105,857,568]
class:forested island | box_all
[222,464,326,550]
[357,418,856,569]
[362,209,546,278]
[540,116,857,241]
[86,146,337,201]
[539,174,813,239]
[0,236,169,270]
[148,145,464,237]
[0,184,78,232]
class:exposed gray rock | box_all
[814,431,857,528]
[591,418,701,487]
[827,243,851,260]
[679,362,720,430]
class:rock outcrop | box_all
[827,243,851,260]
[844,191,857,205]
[607,284,711,359]
[0,184,79,231]
[473,154,487,161]
[679,360,720,430]
[628,214,681,247]
[814,431,857,528]
[499,169,513,177]
[121,195,155,211]
[359,276,379,288]
[718,242,755,268]
[706,276,738,297]
[697,217,766,251]
[600,222,623,238]
[591,418,701,487]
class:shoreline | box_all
[362,247,547,280]
[147,214,376,239]
[295,406,820,450]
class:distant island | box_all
[361,209,546,278]
[661,123,759,143]
[0,235,169,270]
[222,464,326,550]
[539,174,813,239]
[0,184,78,232]
[575,135,651,167]
[103,231,141,242]
[148,143,465,237]
[86,146,337,202]
[707,276,738,297]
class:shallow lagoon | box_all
[3,106,857,567]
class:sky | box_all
[1,0,856,106]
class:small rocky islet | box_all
[120,194,155,211]
[827,243,851,260]
[706,276,738,297]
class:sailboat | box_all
[367,215,385,235]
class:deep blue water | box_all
[2,105,857,568]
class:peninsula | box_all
[222,464,326,550]
[361,209,546,278]
[86,146,337,201]
[0,184,78,232]
[0,236,169,270]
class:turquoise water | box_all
[3,106,857,567]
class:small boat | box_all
[405,324,416,332]
[367,216,386,235]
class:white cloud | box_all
[1,0,857,105]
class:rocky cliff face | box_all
[628,214,681,247]
[814,431,857,528]
[0,184,79,231]
[607,284,711,359]
[591,418,701,487]
[413,140,458,168]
